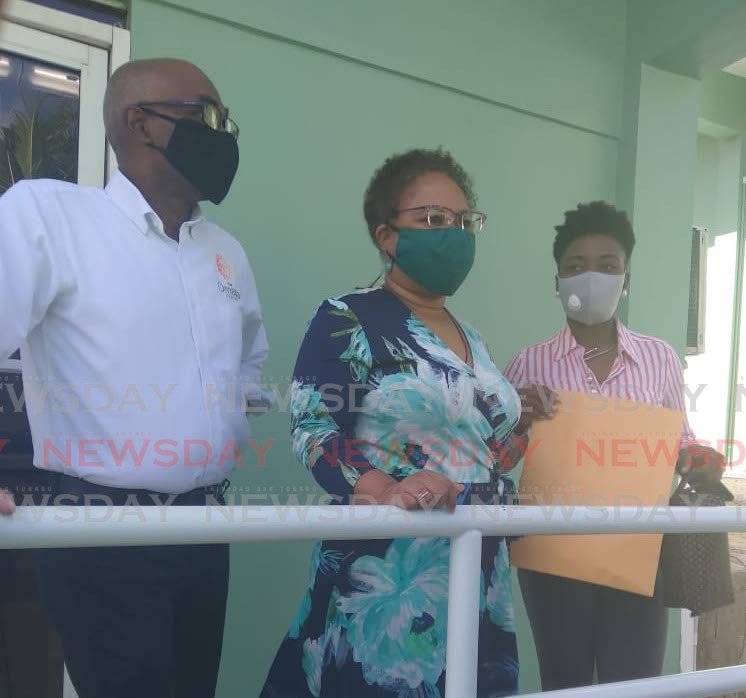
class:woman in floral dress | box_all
[261,149,522,698]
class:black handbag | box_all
[660,476,735,616]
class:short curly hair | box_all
[552,201,636,265]
[363,148,476,241]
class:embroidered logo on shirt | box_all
[216,253,233,281]
[216,253,240,302]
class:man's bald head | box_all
[103,58,220,157]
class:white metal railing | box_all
[3,503,746,697]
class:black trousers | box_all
[0,467,63,698]
[518,568,668,690]
[37,474,230,698]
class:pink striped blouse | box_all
[503,321,695,446]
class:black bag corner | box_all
[661,477,735,616]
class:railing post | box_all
[445,529,483,698]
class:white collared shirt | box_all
[0,172,270,493]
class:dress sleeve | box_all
[290,298,375,499]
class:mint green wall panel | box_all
[626,0,746,71]
[701,71,746,134]
[627,65,700,352]
[126,0,732,694]
[139,0,626,138]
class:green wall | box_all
[626,65,700,348]
[127,0,737,694]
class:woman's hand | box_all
[0,489,15,516]
[516,384,560,434]
[354,470,464,512]
[676,444,725,489]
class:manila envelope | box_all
[510,390,683,596]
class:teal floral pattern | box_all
[338,538,450,691]
[261,288,520,697]
[291,382,339,474]
[356,364,494,483]
[486,541,515,633]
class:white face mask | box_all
[557,271,626,325]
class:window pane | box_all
[27,0,127,27]
[0,52,81,195]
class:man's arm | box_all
[0,182,67,359]
[238,254,271,414]
[241,321,272,414]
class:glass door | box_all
[686,135,744,476]
[0,19,108,698]
[730,178,746,476]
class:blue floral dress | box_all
[260,287,521,698]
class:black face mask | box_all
[148,116,239,204]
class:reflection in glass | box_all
[0,51,80,195]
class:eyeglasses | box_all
[393,205,487,233]
[135,100,239,139]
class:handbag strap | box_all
[672,474,689,499]
[672,470,734,504]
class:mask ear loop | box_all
[135,106,177,155]
[622,272,630,297]
[355,270,383,290]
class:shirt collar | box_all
[552,319,640,365]
[615,321,640,364]
[105,170,204,238]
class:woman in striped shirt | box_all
[503,201,723,690]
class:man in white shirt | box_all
[0,58,268,698]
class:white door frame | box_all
[681,609,699,672]
[0,0,130,77]
[0,0,130,180]
[0,21,109,185]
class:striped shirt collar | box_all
[552,319,640,365]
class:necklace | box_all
[384,278,444,309]
[444,307,473,366]
[383,282,472,365]
[583,344,615,361]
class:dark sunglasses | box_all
[135,99,239,139]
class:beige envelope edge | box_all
[510,390,683,597]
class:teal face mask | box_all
[393,227,476,296]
